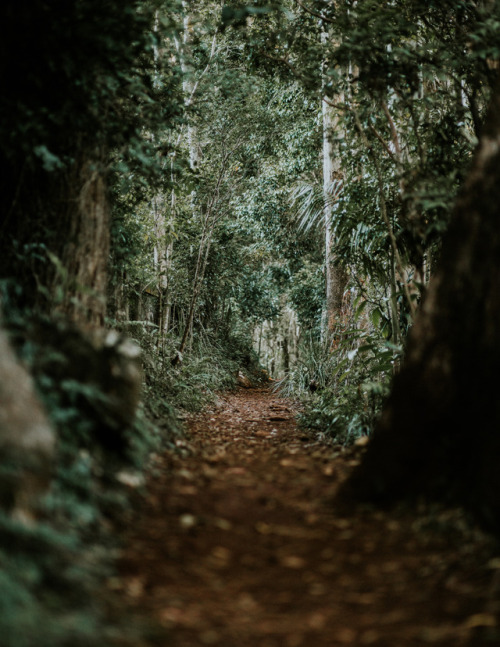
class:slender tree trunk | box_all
[322,99,348,341]
[171,4,221,366]
[153,194,174,340]
[342,82,500,533]
[321,25,348,342]
[172,217,215,365]
[389,248,402,347]
[111,270,129,323]
[180,2,202,170]
[172,141,233,365]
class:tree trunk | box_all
[322,99,348,340]
[341,82,500,532]
[153,193,173,338]
[180,2,202,170]
[172,223,214,365]
[110,270,129,323]
[58,159,110,327]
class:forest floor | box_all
[110,387,500,646]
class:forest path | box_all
[115,388,498,646]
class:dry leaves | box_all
[116,387,500,647]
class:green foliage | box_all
[127,318,259,412]
[279,289,403,444]
[0,0,183,307]
[0,0,181,171]
[0,513,109,647]
[2,0,500,639]
[0,302,177,647]
[289,338,395,445]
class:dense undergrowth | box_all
[126,322,260,412]
[0,293,258,647]
[276,308,403,446]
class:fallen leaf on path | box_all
[175,487,198,498]
[255,521,272,534]
[159,607,184,625]
[206,452,226,462]
[179,514,198,529]
[280,555,306,569]
[255,521,326,539]
[206,546,232,569]
[309,581,327,596]
[348,592,376,605]
[199,630,220,644]
[212,546,232,561]
[125,577,144,598]
[380,609,408,624]
[280,458,307,470]
[336,628,357,643]
[463,613,497,629]
[360,630,379,644]
[385,520,401,531]
[308,612,327,629]
[237,593,258,610]
[177,469,195,480]
[225,467,246,475]
[419,625,457,641]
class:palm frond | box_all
[290,177,343,233]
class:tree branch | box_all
[295,0,335,24]
[260,51,304,80]
[369,124,398,164]
[322,96,349,111]
[186,32,218,107]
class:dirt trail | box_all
[115,388,499,646]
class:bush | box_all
[278,329,399,445]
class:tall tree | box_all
[0,0,181,326]
[342,79,500,532]
[321,18,348,339]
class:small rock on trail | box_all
[114,388,499,646]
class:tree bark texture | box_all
[153,194,173,336]
[59,160,110,327]
[342,82,500,531]
[322,99,348,338]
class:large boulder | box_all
[0,328,55,522]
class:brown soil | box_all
[113,387,500,646]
